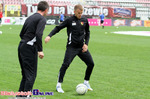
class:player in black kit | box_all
[45,4,94,93]
[17,1,49,97]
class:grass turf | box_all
[0,25,150,99]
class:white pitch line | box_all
[112,31,150,36]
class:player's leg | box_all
[101,20,104,29]
[24,47,38,97]
[78,50,94,91]
[60,20,63,24]
[19,43,38,95]
[56,47,79,93]
[17,42,26,97]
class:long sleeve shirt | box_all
[20,13,46,51]
[48,15,90,48]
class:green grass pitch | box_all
[0,25,150,99]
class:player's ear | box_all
[46,8,49,12]
[44,8,48,14]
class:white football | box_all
[0,31,2,34]
[76,83,88,95]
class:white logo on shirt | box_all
[72,22,76,26]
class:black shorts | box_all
[60,20,63,22]
[101,20,104,24]
[0,18,1,23]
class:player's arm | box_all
[45,18,68,43]
[85,19,90,46]
[36,18,46,59]
[82,19,90,53]
[19,24,26,39]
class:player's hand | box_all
[45,36,51,44]
[38,51,44,59]
[82,44,88,53]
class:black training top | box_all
[20,13,46,51]
[48,15,90,48]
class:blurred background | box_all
[0,0,150,26]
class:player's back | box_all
[100,14,105,20]
[60,14,64,21]
[20,13,45,40]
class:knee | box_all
[62,62,70,69]
[88,61,94,68]
[26,75,36,82]
[91,62,94,67]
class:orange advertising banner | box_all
[144,20,150,27]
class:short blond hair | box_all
[74,4,83,11]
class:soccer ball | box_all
[0,31,2,34]
[76,83,88,95]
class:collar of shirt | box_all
[73,15,81,20]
